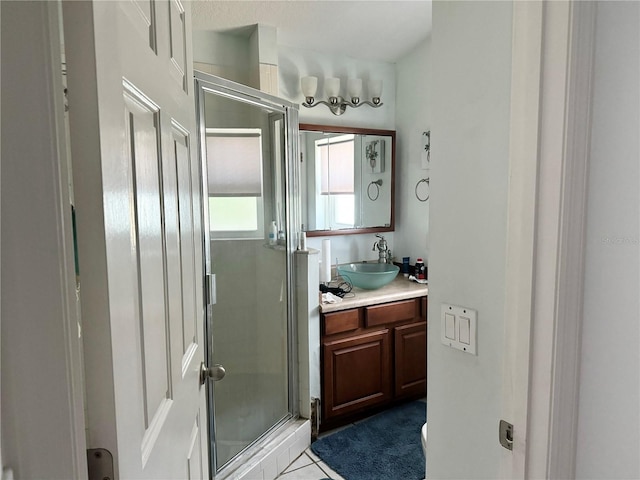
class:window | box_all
[315,134,356,229]
[318,136,355,195]
[206,128,264,238]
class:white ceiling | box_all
[190,1,432,63]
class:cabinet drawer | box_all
[420,297,428,321]
[365,299,417,328]
[324,308,361,335]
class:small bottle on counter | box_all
[402,257,410,277]
[415,258,426,280]
[269,221,277,245]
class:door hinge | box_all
[205,273,216,306]
[87,448,114,480]
[499,420,514,451]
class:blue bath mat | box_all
[311,401,426,480]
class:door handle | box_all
[200,362,226,385]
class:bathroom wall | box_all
[295,250,321,418]
[395,37,432,266]
[428,2,513,478]
[278,45,400,267]
[1,2,86,476]
[278,45,396,130]
[305,234,393,269]
[278,41,431,270]
[576,2,640,477]
[193,29,252,85]
[194,32,403,267]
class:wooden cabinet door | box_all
[322,329,392,420]
[394,322,427,398]
[421,296,428,321]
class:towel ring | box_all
[415,178,430,202]
[367,179,382,201]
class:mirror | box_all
[300,124,395,237]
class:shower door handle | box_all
[200,362,226,385]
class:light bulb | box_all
[325,77,341,98]
[369,79,383,100]
[301,76,318,98]
[347,78,363,100]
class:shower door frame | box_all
[194,71,300,477]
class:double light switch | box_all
[440,303,477,355]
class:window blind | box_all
[206,130,262,197]
[318,137,354,194]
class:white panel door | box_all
[63,1,207,478]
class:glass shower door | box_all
[195,73,298,473]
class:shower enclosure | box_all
[194,72,300,476]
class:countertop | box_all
[320,275,428,313]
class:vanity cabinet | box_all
[321,296,427,427]
[394,322,427,397]
[322,329,392,419]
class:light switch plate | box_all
[440,303,477,355]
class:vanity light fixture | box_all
[301,76,383,116]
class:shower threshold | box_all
[215,416,310,480]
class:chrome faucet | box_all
[373,234,391,263]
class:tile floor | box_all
[276,414,369,479]
[275,448,344,480]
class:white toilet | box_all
[421,422,427,479]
